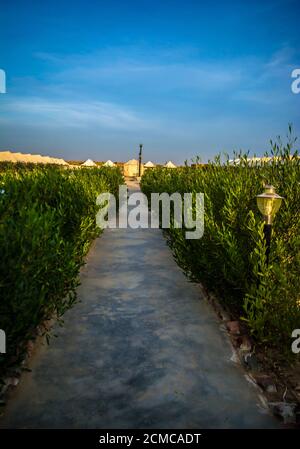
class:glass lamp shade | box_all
[256,185,283,224]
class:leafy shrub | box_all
[0,163,123,373]
[141,133,300,355]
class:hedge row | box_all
[141,135,300,356]
[0,163,123,374]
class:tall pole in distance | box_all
[138,144,143,177]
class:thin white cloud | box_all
[33,45,298,100]
[0,97,154,130]
[34,46,244,92]
[53,60,243,92]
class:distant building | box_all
[0,151,68,165]
[123,159,144,177]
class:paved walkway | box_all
[1,182,278,428]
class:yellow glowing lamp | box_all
[256,185,283,224]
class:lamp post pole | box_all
[138,144,143,177]
[263,223,272,265]
[256,185,283,266]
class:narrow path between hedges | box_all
[1,181,279,429]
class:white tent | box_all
[123,159,144,177]
[164,160,177,168]
[103,160,115,167]
[82,158,96,167]
[144,161,156,168]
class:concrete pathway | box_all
[1,182,279,429]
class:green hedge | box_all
[0,163,123,373]
[141,135,300,356]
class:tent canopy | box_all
[104,160,115,167]
[82,158,96,166]
[144,161,155,168]
[164,160,177,168]
[124,159,139,165]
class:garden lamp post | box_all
[256,185,283,265]
[138,144,143,177]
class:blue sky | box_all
[0,0,299,163]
